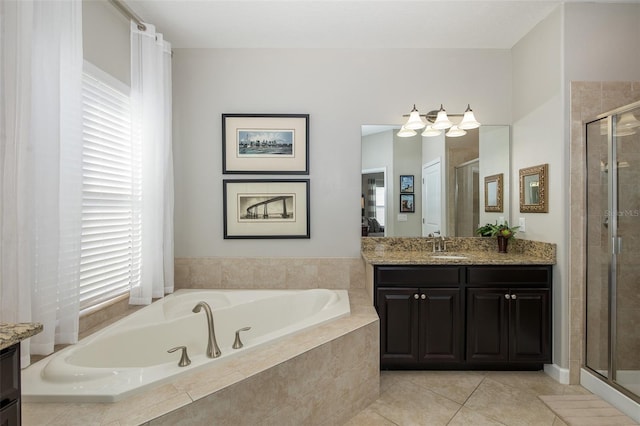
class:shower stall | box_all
[454,159,479,237]
[584,100,640,404]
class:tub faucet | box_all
[192,301,222,358]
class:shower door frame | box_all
[584,99,640,404]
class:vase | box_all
[497,236,508,253]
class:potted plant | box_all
[476,221,519,253]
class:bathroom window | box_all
[79,62,141,311]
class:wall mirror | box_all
[519,163,548,213]
[362,124,510,237]
[484,173,503,212]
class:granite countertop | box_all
[0,322,43,350]
[361,237,556,266]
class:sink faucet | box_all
[430,231,446,252]
[192,301,221,358]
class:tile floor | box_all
[345,370,592,426]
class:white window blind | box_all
[80,63,141,311]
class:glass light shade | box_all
[618,112,640,129]
[421,125,442,137]
[432,105,453,130]
[459,105,481,130]
[397,125,417,137]
[404,105,426,130]
[445,125,466,137]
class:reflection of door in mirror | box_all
[422,160,442,237]
[361,170,386,236]
[454,159,480,237]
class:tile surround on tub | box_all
[174,257,366,290]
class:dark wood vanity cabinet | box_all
[0,343,21,426]
[374,264,552,370]
[375,266,464,368]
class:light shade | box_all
[432,104,453,130]
[397,125,417,137]
[445,125,466,137]
[459,104,481,130]
[404,104,426,130]
[618,112,640,129]
[421,125,442,137]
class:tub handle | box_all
[168,346,191,367]
[233,327,251,349]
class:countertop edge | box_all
[0,323,44,351]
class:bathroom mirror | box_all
[484,173,503,212]
[362,124,511,237]
[519,163,548,213]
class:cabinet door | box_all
[509,288,551,362]
[466,288,509,362]
[418,288,462,363]
[376,287,419,366]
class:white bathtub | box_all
[22,288,350,403]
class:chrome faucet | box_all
[192,301,221,358]
[430,231,446,252]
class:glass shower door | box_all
[585,103,640,402]
[585,117,610,380]
[613,105,640,398]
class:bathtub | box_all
[22,288,350,403]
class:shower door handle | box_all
[612,236,622,254]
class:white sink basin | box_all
[431,255,468,260]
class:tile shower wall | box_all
[174,257,366,290]
[569,81,640,383]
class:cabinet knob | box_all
[414,294,419,299]
[504,294,510,299]
[421,294,426,300]
[511,294,517,300]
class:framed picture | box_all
[222,114,309,174]
[223,179,310,239]
[400,194,415,213]
[400,175,414,193]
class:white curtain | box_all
[0,0,83,366]
[129,22,174,305]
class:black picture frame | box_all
[222,113,309,174]
[400,175,414,193]
[223,179,310,239]
[400,194,415,213]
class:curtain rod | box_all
[108,0,147,31]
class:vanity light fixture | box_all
[432,104,453,130]
[398,103,481,137]
[397,125,418,137]
[404,104,427,130]
[458,104,481,130]
[445,125,467,138]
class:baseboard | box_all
[544,363,570,384]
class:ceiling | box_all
[124,0,574,49]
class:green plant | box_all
[476,221,519,240]
[475,223,494,237]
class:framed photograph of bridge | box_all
[223,179,310,239]
[222,113,309,174]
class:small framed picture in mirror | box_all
[519,164,548,213]
[484,173,503,212]
[400,175,414,193]
[400,194,415,213]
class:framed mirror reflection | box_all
[484,173,503,212]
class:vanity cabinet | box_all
[0,343,21,425]
[466,266,551,365]
[375,266,464,368]
[374,264,552,370]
